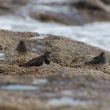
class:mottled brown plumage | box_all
[19,51,51,67]
[16,40,27,54]
[85,52,106,65]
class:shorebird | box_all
[85,52,106,65]
[0,45,2,50]
[16,40,27,55]
[19,51,51,68]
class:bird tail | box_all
[85,61,92,65]
[19,64,24,67]
[19,63,28,67]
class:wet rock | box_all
[102,0,110,4]
[72,0,110,22]
[0,0,28,15]
[30,5,85,25]
[0,0,110,24]
[11,0,28,5]
[85,0,110,15]
[27,0,110,24]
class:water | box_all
[48,97,93,106]
[0,52,5,60]
[0,78,48,91]
[1,84,38,91]
[60,90,73,96]
[32,79,48,85]
[0,16,110,51]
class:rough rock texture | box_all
[0,30,110,110]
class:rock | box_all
[0,0,110,24]
[0,30,110,74]
[73,0,110,22]
[0,30,110,110]
[103,0,110,4]
[30,5,85,25]
[24,0,110,24]
[0,0,28,15]
[21,0,110,24]
[85,0,110,14]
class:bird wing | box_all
[85,56,99,65]
[92,56,100,62]
[20,55,44,67]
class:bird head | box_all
[100,52,105,56]
[19,40,25,45]
[44,51,51,56]
[16,40,27,53]
[43,51,51,59]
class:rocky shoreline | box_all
[0,0,110,25]
[0,30,110,110]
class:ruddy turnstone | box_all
[19,51,51,67]
[16,40,27,55]
[85,52,106,65]
[0,45,2,50]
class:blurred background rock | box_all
[0,0,110,25]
